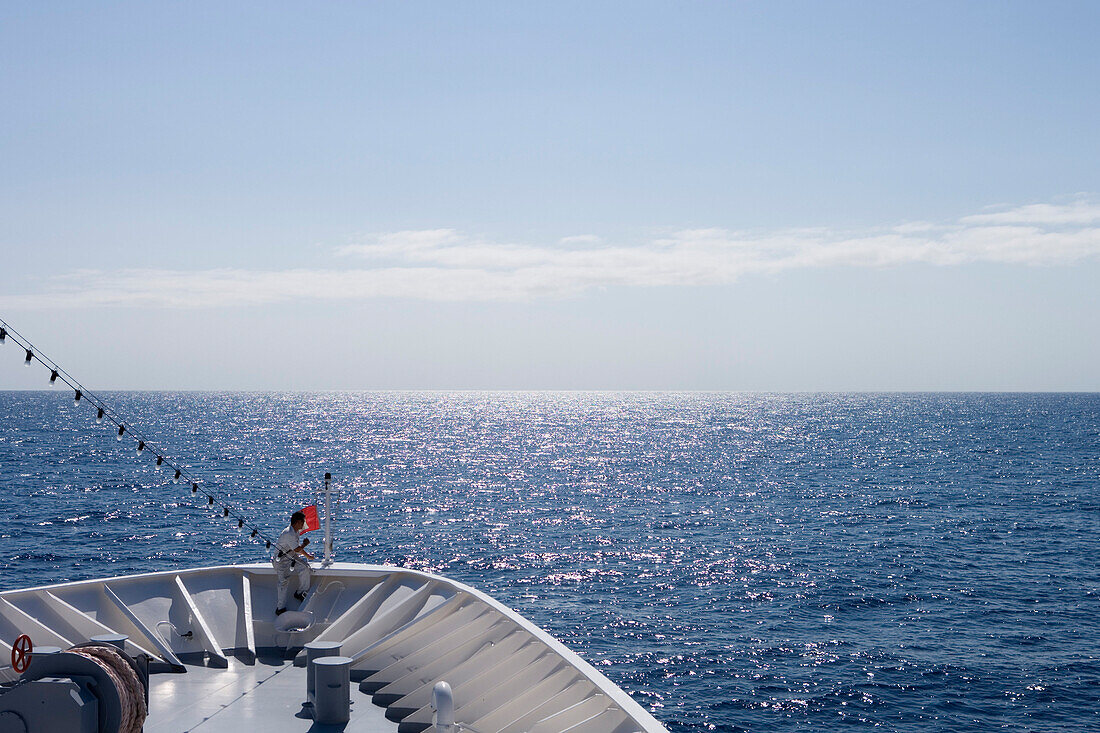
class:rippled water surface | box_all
[2,391,1099,731]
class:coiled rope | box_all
[70,645,147,733]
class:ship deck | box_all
[147,655,393,732]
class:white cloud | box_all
[960,198,1100,226]
[558,234,604,247]
[5,198,1100,308]
[334,229,467,259]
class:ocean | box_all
[1,391,1098,732]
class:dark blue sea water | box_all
[2,391,1099,731]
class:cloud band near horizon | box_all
[5,198,1100,309]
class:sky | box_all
[1,1,1098,390]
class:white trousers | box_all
[274,558,311,608]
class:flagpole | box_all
[322,472,334,567]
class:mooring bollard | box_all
[313,655,352,724]
[304,641,342,706]
[433,680,455,732]
[90,633,128,650]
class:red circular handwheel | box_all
[11,634,32,673]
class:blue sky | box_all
[1,1,1098,389]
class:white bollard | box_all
[304,641,342,706]
[313,655,352,724]
[433,680,455,732]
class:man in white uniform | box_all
[273,510,315,615]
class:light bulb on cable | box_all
[136,440,145,455]
[74,390,82,406]
[117,425,126,441]
[0,328,6,343]
[96,408,105,423]
[155,456,163,471]
[24,349,32,366]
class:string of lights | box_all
[0,316,287,556]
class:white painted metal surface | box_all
[0,563,667,732]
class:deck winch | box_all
[0,638,148,733]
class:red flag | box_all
[299,505,320,533]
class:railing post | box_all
[322,472,334,567]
